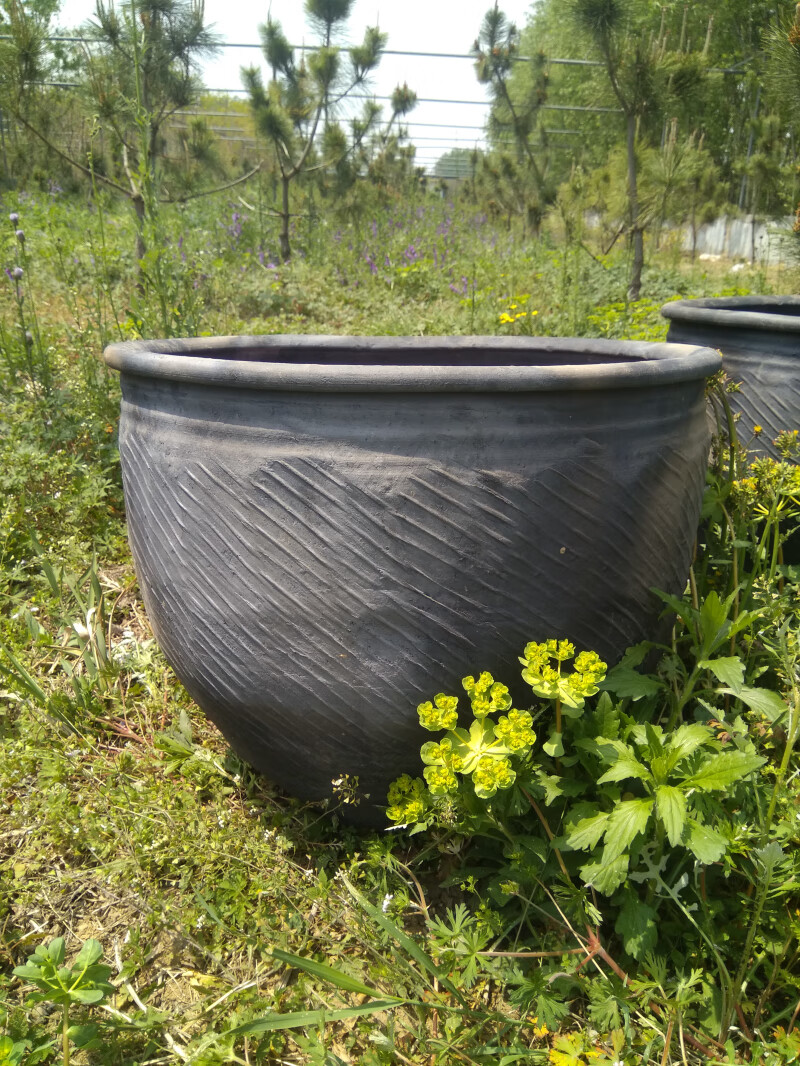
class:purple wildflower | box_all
[9,212,19,224]
[11,266,23,280]
[15,229,24,243]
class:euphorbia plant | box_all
[388,634,768,962]
[386,640,607,827]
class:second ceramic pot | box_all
[662,295,800,457]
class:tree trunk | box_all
[626,112,644,302]
[133,193,146,263]
[279,173,291,262]
[691,196,698,262]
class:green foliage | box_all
[2,184,800,1064]
[14,937,113,1008]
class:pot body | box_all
[663,296,800,458]
[106,336,719,818]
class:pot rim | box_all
[103,334,721,393]
[662,295,800,335]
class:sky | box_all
[54,0,537,170]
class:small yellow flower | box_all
[498,312,515,324]
[754,424,763,435]
[533,1023,549,1037]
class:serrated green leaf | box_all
[725,686,787,723]
[665,723,713,769]
[698,590,733,656]
[590,692,621,738]
[580,853,629,895]
[655,785,687,846]
[617,642,652,669]
[614,892,657,960]
[645,722,663,755]
[685,819,727,863]
[537,771,583,804]
[653,587,698,634]
[565,810,609,851]
[271,947,387,999]
[597,755,652,786]
[682,750,765,791]
[698,656,745,693]
[603,798,654,861]
[576,735,631,763]
[602,665,664,700]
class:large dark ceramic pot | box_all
[104,335,719,817]
[662,296,800,458]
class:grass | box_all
[1,181,799,1065]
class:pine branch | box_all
[12,110,132,197]
[165,162,262,203]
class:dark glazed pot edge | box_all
[662,296,800,335]
[104,334,721,393]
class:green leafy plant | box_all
[388,610,786,1050]
[0,1037,27,1066]
[13,938,114,1066]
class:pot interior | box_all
[699,303,800,318]
[171,342,663,368]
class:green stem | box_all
[667,664,701,732]
[761,682,800,843]
[717,383,740,492]
[724,678,800,1037]
[645,818,665,906]
[724,862,772,1039]
[62,1003,70,1066]
[718,502,739,625]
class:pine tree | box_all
[244,0,414,261]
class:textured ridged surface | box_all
[113,350,715,821]
[663,297,800,457]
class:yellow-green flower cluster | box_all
[472,755,516,797]
[520,640,606,711]
[417,692,459,731]
[423,763,459,795]
[412,672,537,799]
[494,707,537,752]
[570,650,607,696]
[420,737,463,795]
[463,671,512,718]
[390,639,607,819]
[386,774,429,823]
